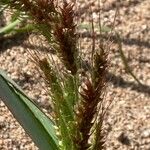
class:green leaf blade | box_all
[0,70,59,150]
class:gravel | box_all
[0,0,150,149]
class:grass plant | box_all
[0,0,130,150]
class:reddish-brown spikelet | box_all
[10,0,56,25]
[93,47,108,88]
[75,78,100,149]
[34,0,56,23]
[60,2,75,29]
[54,2,78,75]
[74,47,108,149]
[9,0,78,74]
[92,48,108,150]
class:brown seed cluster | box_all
[54,2,78,74]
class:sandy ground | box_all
[0,0,150,149]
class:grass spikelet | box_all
[54,1,78,75]
[75,77,103,149]
[74,59,107,149]
[5,0,78,75]
[38,57,57,86]
[73,4,109,149]
[93,46,108,88]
